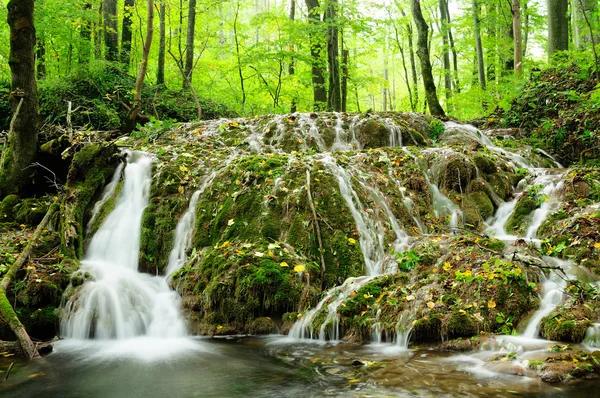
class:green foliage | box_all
[395,250,422,272]
[428,119,445,141]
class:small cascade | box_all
[584,323,600,348]
[331,114,358,151]
[288,276,374,341]
[395,313,413,349]
[403,148,463,229]
[485,198,518,241]
[288,155,410,342]
[525,171,565,241]
[522,258,576,339]
[61,152,187,342]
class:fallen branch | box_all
[0,203,59,360]
[4,361,14,381]
[306,170,326,280]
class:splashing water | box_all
[60,151,199,359]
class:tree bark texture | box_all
[103,0,118,62]
[513,0,522,75]
[157,2,166,85]
[123,0,153,134]
[411,0,445,117]
[473,0,486,90]
[326,0,341,111]
[289,0,297,112]
[120,0,134,67]
[439,0,451,99]
[547,0,569,58]
[305,0,327,111]
[184,0,197,88]
[1,0,40,197]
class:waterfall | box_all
[61,151,188,344]
[522,258,575,339]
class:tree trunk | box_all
[233,1,246,108]
[398,6,419,111]
[305,0,327,111]
[572,0,599,49]
[473,0,486,90]
[103,0,118,62]
[393,21,414,111]
[120,0,134,67]
[326,0,341,111]
[94,2,103,60]
[439,0,451,100]
[36,37,46,80]
[513,0,522,75]
[443,0,460,93]
[341,48,348,112]
[547,0,569,59]
[184,0,196,88]
[411,0,445,117]
[157,2,166,86]
[79,2,92,65]
[1,0,40,198]
[122,0,154,134]
[289,0,297,112]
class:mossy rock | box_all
[446,311,479,338]
[486,172,516,200]
[21,307,59,339]
[540,306,593,343]
[355,119,389,149]
[14,198,49,226]
[473,154,498,174]
[0,194,20,221]
[249,317,277,334]
[412,312,442,343]
[505,195,538,233]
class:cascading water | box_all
[60,151,201,359]
[520,258,575,339]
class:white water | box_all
[522,258,576,339]
[524,172,565,241]
[61,152,197,358]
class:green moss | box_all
[473,154,497,174]
[14,198,49,225]
[59,143,119,258]
[446,311,479,338]
[0,194,20,221]
[412,312,442,343]
[505,195,538,233]
[467,191,494,220]
[249,317,277,334]
[540,306,593,343]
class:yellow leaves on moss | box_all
[594,242,600,249]
[487,301,497,309]
[348,237,357,244]
[280,261,289,267]
[426,301,435,309]
[443,262,452,271]
[293,265,305,273]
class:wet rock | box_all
[249,317,277,335]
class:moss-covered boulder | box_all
[540,305,594,343]
[249,317,277,334]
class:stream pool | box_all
[1,336,599,397]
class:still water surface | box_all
[1,336,599,397]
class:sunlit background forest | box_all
[1,0,595,122]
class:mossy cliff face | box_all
[120,113,561,337]
[59,143,119,259]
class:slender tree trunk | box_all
[184,0,196,88]
[392,20,414,111]
[103,0,118,62]
[326,0,341,111]
[439,0,451,100]
[513,0,522,75]
[94,2,103,60]
[289,0,297,112]
[233,2,246,108]
[523,0,529,56]
[305,0,327,110]
[36,38,46,80]
[341,48,348,112]
[398,6,419,111]
[547,0,569,59]
[1,0,40,197]
[157,2,166,85]
[473,0,486,89]
[120,0,134,67]
[122,0,154,134]
[443,0,460,93]
[411,0,445,117]
[79,2,92,65]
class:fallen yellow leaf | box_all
[294,265,305,273]
[426,301,435,309]
[348,238,357,244]
[280,261,289,267]
[487,301,496,309]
